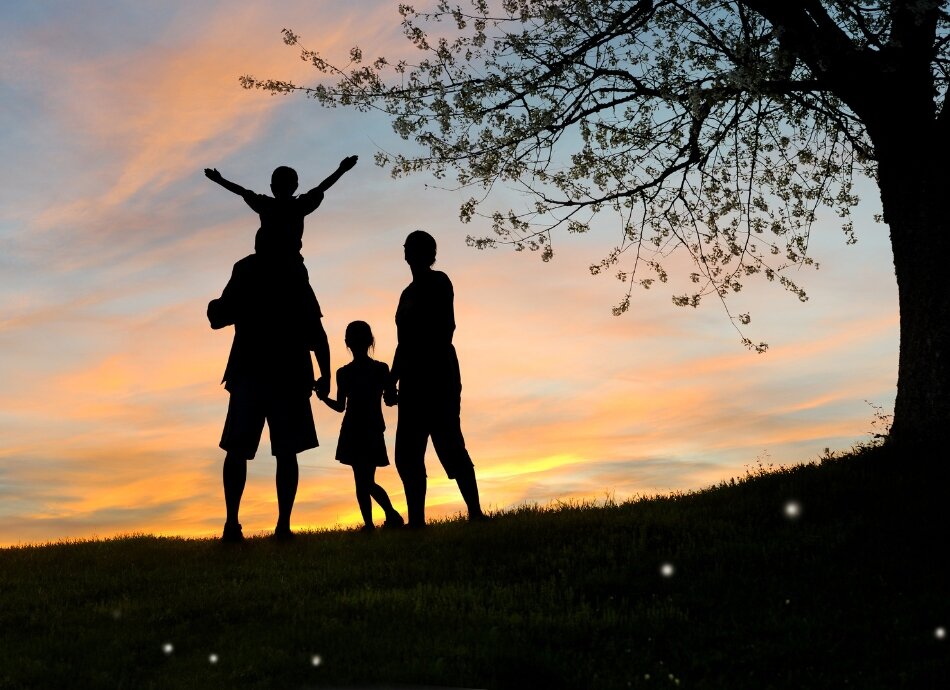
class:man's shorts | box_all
[219,381,317,459]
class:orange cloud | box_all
[0,2,902,547]
[19,1,409,235]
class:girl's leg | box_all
[353,465,374,528]
[366,467,402,522]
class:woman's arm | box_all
[382,361,398,406]
[385,350,400,406]
[432,272,457,346]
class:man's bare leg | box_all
[275,453,298,537]
[223,451,247,540]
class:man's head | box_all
[271,166,299,198]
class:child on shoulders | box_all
[204,157,357,334]
[205,157,356,264]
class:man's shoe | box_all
[468,511,491,523]
[222,522,244,543]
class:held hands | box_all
[314,377,330,401]
[204,168,223,182]
[339,155,358,172]
[383,386,398,407]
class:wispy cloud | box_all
[0,2,901,546]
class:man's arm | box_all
[312,319,332,400]
[207,297,233,330]
[204,168,252,197]
[308,156,358,195]
[207,258,250,329]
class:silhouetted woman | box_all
[390,230,487,528]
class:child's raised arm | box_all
[204,168,253,197]
[308,155,358,196]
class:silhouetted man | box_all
[208,255,331,541]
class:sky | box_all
[0,1,899,546]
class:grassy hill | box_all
[1,443,946,689]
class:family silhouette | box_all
[205,159,486,541]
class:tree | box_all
[242,1,950,451]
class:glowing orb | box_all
[660,562,675,577]
[936,627,946,640]
[311,654,323,667]
[784,501,801,518]
[209,653,219,664]
[162,643,173,655]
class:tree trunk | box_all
[876,142,950,452]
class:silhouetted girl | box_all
[317,321,404,531]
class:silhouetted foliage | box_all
[243,1,950,449]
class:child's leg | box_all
[366,467,399,518]
[353,465,374,528]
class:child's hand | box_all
[339,155,358,172]
[383,388,398,407]
[204,168,222,182]
[314,377,330,400]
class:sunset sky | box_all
[0,1,899,546]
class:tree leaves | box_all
[243,1,950,349]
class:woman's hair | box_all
[344,320,375,352]
[404,230,437,267]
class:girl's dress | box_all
[334,358,391,467]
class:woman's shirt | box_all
[394,269,461,391]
